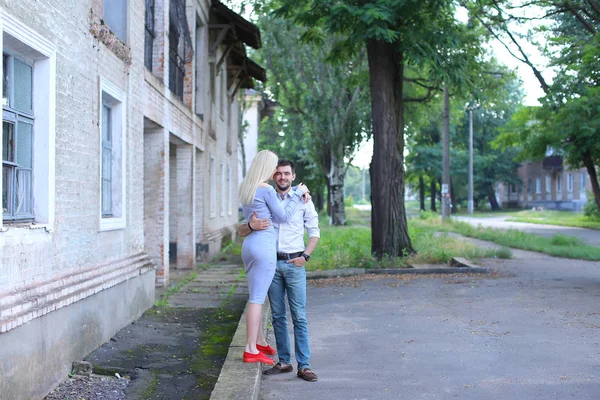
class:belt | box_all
[276,251,304,260]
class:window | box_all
[567,173,573,192]
[1,13,56,228]
[194,19,205,119]
[545,176,551,193]
[144,0,155,70]
[2,53,34,221]
[220,162,225,216]
[536,178,541,194]
[227,164,232,216]
[527,178,532,194]
[103,0,128,43]
[220,70,226,117]
[510,184,516,194]
[209,156,216,217]
[580,172,586,192]
[556,174,561,193]
[168,21,185,99]
[99,79,126,230]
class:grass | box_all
[412,213,600,261]
[503,209,600,230]
[306,208,511,271]
[154,271,198,307]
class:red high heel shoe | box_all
[256,344,276,355]
[243,351,275,365]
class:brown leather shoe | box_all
[263,362,293,375]
[297,368,318,382]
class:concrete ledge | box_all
[307,268,365,279]
[211,302,271,400]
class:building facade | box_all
[497,157,590,211]
[0,0,264,398]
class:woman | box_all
[238,150,308,364]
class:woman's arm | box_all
[264,186,306,222]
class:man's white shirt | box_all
[273,190,320,253]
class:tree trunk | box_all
[582,152,600,212]
[328,152,346,225]
[487,184,500,210]
[419,176,425,211]
[366,39,414,258]
[314,192,324,213]
[430,179,437,212]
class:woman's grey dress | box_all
[242,185,304,304]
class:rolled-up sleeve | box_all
[304,201,320,238]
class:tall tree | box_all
[274,0,483,257]
[255,15,370,224]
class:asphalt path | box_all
[259,250,600,400]
[453,216,600,246]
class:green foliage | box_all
[583,192,600,220]
[344,195,355,208]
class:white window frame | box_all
[98,78,126,231]
[209,155,216,218]
[545,175,551,193]
[536,177,541,194]
[227,163,232,216]
[580,172,586,192]
[0,11,56,230]
[220,161,225,216]
[556,174,561,193]
[567,173,573,192]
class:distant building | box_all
[0,0,265,398]
[497,156,589,211]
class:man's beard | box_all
[276,182,290,191]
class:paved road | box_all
[260,251,600,400]
[453,216,600,246]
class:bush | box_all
[344,195,355,207]
[583,191,600,220]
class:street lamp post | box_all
[465,103,480,215]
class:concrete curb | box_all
[210,302,271,400]
[211,259,487,400]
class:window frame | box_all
[556,174,561,194]
[580,172,586,192]
[535,177,541,194]
[2,51,35,222]
[144,0,155,71]
[227,163,232,216]
[567,173,573,192]
[168,21,185,100]
[98,78,126,231]
[545,175,551,194]
[209,155,216,218]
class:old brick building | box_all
[496,157,590,211]
[0,0,264,397]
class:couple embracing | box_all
[237,150,319,382]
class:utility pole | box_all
[441,84,451,220]
[469,108,474,214]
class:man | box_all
[238,159,320,382]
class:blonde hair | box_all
[239,150,278,205]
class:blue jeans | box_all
[268,260,310,370]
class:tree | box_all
[256,14,371,225]
[274,0,484,257]
[468,0,600,212]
